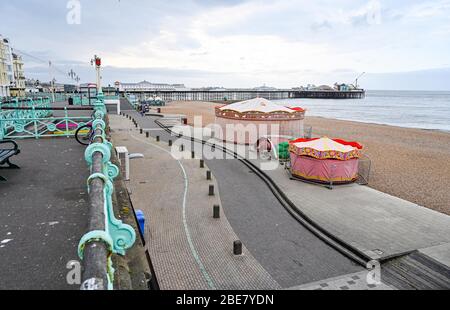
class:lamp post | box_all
[91,55,102,93]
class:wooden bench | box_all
[0,140,21,181]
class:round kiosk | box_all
[289,137,363,184]
[215,98,305,145]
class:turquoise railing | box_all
[125,94,139,108]
[0,97,92,140]
[78,92,136,290]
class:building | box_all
[10,53,26,97]
[0,35,14,98]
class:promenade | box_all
[118,105,394,290]
[0,101,150,290]
[0,137,88,289]
[122,104,449,290]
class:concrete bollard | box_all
[200,160,205,168]
[213,205,220,219]
[233,240,243,255]
[209,185,215,196]
[206,170,212,180]
[168,140,172,146]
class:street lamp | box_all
[91,55,102,93]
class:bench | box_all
[0,140,21,181]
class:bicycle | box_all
[75,122,94,146]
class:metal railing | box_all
[78,92,136,290]
[0,97,93,139]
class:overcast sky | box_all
[1,0,450,90]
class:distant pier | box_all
[290,90,366,99]
[122,88,366,102]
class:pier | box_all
[290,90,366,99]
[122,88,365,102]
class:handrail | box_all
[78,93,136,290]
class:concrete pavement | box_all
[0,138,89,290]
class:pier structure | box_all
[122,89,365,102]
[124,89,292,102]
[291,90,365,99]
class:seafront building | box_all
[10,53,26,97]
[0,35,14,98]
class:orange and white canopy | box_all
[219,98,296,114]
[289,137,362,160]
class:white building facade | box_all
[0,35,14,98]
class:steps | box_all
[382,251,450,290]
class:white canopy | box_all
[292,137,356,153]
[219,98,295,114]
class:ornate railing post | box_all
[78,92,136,290]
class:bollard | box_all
[191,151,195,159]
[206,170,212,180]
[233,240,243,255]
[140,128,143,134]
[209,185,215,196]
[200,160,204,168]
[168,140,172,146]
[213,205,220,219]
[180,145,184,152]
[146,132,149,138]
[156,136,160,142]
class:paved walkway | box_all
[0,138,89,290]
[263,166,450,261]
[110,115,281,290]
[119,112,394,289]
[119,110,450,289]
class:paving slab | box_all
[419,243,450,268]
[287,270,395,290]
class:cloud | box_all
[1,0,450,90]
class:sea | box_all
[274,90,450,132]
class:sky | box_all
[1,0,450,90]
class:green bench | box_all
[0,141,21,181]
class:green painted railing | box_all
[125,94,139,108]
[78,93,136,290]
[0,97,92,140]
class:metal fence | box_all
[0,97,93,139]
[78,93,136,290]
